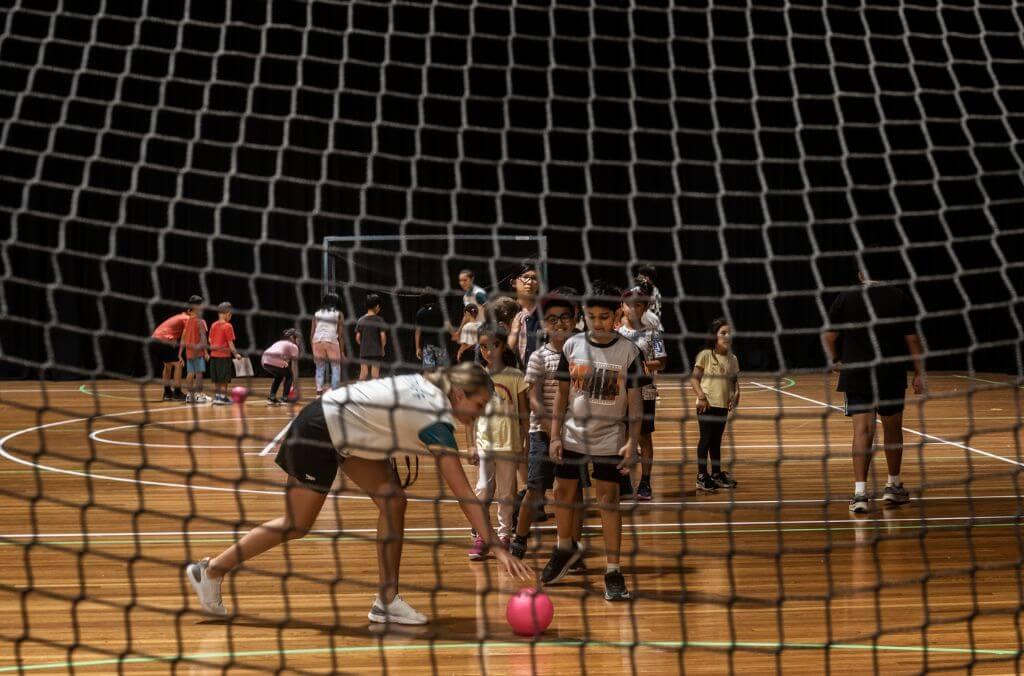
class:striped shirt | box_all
[525,343,562,433]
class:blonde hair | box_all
[424,362,492,397]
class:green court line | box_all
[3,520,1021,549]
[1,637,1018,672]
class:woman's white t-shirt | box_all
[320,374,456,461]
[313,309,341,343]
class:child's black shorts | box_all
[555,448,622,484]
[209,357,233,384]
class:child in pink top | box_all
[262,329,300,406]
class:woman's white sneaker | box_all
[185,558,226,616]
[367,594,428,625]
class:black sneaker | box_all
[568,540,586,573]
[636,480,652,502]
[172,390,187,401]
[696,474,718,493]
[266,396,280,406]
[162,389,173,401]
[712,472,738,489]
[541,545,582,585]
[604,571,631,601]
[509,536,527,560]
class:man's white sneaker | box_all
[185,558,226,616]
[367,594,428,625]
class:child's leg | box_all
[314,359,326,391]
[572,481,585,542]
[173,362,183,391]
[593,478,621,566]
[552,475,580,547]
[639,433,654,482]
[268,368,284,398]
[161,363,173,388]
[707,409,728,475]
[195,372,203,393]
[371,364,381,379]
[696,415,712,477]
[493,455,518,541]
[282,369,294,399]
[359,363,369,381]
[330,360,342,389]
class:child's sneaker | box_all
[266,396,280,406]
[192,393,210,404]
[509,536,527,559]
[712,472,738,489]
[636,479,652,502]
[162,388,173,401]
[603,571,631,601]
[172,389,187,401]
[568,539,586,573]
[212,395,231,406]
[882,483,909,505]
[541,544,583,585]
[468,535,487,561]
[184,392,194,404]
[696,474,718,493]
[367,594,427,625]
[849,494,871,513]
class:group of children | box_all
[150,296,241,404]
[457,271,742,602]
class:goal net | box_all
[1,1,1023,673]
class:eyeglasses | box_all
[518,274,539,283]
[544,313,574,324]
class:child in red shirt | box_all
[208,302,242,405]
[178,298,209,404]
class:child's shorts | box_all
[209,357,232,384]
[641,398,656,434]
[186,357,206,374]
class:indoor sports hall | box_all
[2,1,1022,674]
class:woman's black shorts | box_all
[274,400,341,494]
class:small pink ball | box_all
[230,386,248,404]
[506,588,554,637]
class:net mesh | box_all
[1,0,1024,673]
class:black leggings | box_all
[697,407,729,477]
[265,364,293,398]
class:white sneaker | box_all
[184,392,194,404]
[849,494,870,513]
[367,594,428,625]
[882,483,910,505]
[192,393,211,404]
[185,558,227,616]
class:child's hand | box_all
[616,442,636,474]
[233,352,241,360]
[467,447,479,465]
[728,398,738,411]
[549,438,563,463]
[696,396,709,414]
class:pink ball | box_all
[506,588,554,637]
[230,386,248,404]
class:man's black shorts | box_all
[554,448,622,484]
[843,389,906,417]
[274,400,340,493]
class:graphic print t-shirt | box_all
[556,333,648,456]
[617,325,667,400]
[475,367,528,454]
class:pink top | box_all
[261,340,298,369]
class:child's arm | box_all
[905,333,927,394]
[822,330,841,372]
[465,418,478,465]
[730,373,741,411]
[309,318,317,350]
[619,387,642,472]
[228,339,240,359]
[517,389,530,455]
[415,328,423,359]
[549,381,570,462]
[508,313,521,354]
[355,328,361,345]
[379,327,386,354]
[528,380,545,433]
[337,314,345,359]
[690,366,709,413]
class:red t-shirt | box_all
[181,317,208,359]
[208,320,236,358]
[152,312,189,342]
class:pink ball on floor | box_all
[506,588,554,637]
[230,386,248,404]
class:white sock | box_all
[855,481,867,496]
[606,563,620,574]
[557,536,573,551]
[888,475,901,487]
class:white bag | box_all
[232,356,254,377]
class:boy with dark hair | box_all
[356,293,387,381]
[208,302,241,405]
[415,290,450,370]
[542,281,647,601]
[822,253,926,513]
[634,264,662,318]
[178,295,210,404]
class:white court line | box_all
[751,382,1024,468]
[89,416,290,450]
[952,374,1024,389]
[3,513,1021,541]
[259,419,294,456]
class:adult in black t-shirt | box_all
[823,269,926,514]
[415,296,450,370]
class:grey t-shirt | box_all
[356,314,387,357]
[556,332,648,456]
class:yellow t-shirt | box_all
[695,349,740,409]
[475,367,528,454]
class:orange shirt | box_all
[209,320,236,358]
[152,312,189,342]
[181,317,208,359]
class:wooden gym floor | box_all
[0,372,1022,674]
